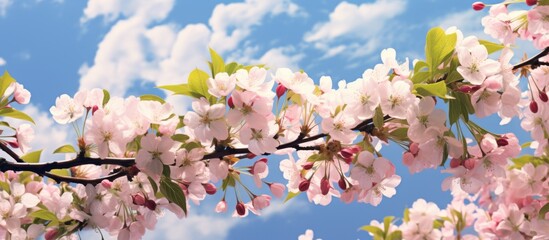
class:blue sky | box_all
[0,0,533,239]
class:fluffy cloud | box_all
[304,0,406,58]
[79,0,304,101]
[0,57,5,66]
[435,9,486,38]
[0,0,11,16]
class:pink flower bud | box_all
[338,176,347,190]
[320,178,330,195]
[92,105,99,114]
[236,202,246,216]
[464,158,476,170]
[402,151,414,166]
[298,180,310,192]
[247,153,256,159]
[252,194,271,210]
[101,180,112,189]
[45,229,58,240]
[276,84,287,98]
[302,162,314,170]
[472,2,485,11]
[132,194,146,206]
[227,96,235,108]
[530,100,539,113]
[449,158,461,168]
[540,92,548,102]
[269,183,285,198]
[409,142,419,155]
[340,148,354,159]
[458,85,473,93]
[203,183,217,195]
[526,0,538,6]
[144,199,157,211]
[216,200,227,213]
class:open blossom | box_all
[346,77,380,120]
[184,98,228,142]
[85,109,129,159]
[456,41,500,85]
[138,100,174,125]
[235,67,274,96]
[49,94,85,124]
[207,72,236,97]
[350,151,392,189]
[136,134,176,182]
[227,90,273,129]
[239,123,279,156]
[378,79,415,119]
[15,124,34,153]
[321,111,358,144]
[273,68,315,96]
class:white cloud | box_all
[304,0,406,58]
[143,199,308,240]
[0,0,11,16]
[435,9,486,39]
[78,0,304,102]
[0,57,5,66]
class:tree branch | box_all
[513,47,549,70]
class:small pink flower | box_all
[269,183,285,198]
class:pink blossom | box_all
[252,194,271,210]
[456,42,501,85]
[49,94,85,124]
[184,98,228,142]
[135,134,176,182]
[378,79,415,119]
[269,183,285,198]
[207,72,236,97]
[239,123,279,156]
[15,124,34,153]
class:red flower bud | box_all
[340,148,354,159]
[464,158,476,170]
[540,92,548,102]
[247,153,256,159]
[496,138,508,147]
[472,2,485,11]
[7,141,18,148]
[449,158,461,168]
[320,177,330,195]
[144,199,157,211]
[458,85,472,93]
[298,180,310,192]
[530,100,539,113]
[526,0,538,6]
[101,180,112,189]
[45,229,59,240]
[203,183,217,195]
[92,105,99,114]
[227,96,235,108]
[302,162,314,170]
[236,202,246,216]
[132,194,146,206]
[338,176,347,190]
[276,84,287,98]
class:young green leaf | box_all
[21,150,42,163]
[413,81,450,99]
[209,48,225,76]
[159,178,187,214]
[425,27,456,75]
[373,106,385,129]
[102,89,110,107]
[53,144,77,154]
[283,191,301,203]
[0,108,35,124]
[0,71,16,99]
[479,39,505,54]
[139,94,166,104]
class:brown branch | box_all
[513,47,549,70]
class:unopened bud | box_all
[92,105,99,114]
[449,158,461,168]
[526,0,538,6]
[203,183,217,195]
[496,138,508,147]
[101,180,112,189]
[472,2,485,11]
[298,180,310,192]
[464,158,476,170]
[338,176,347,190]
[132,194,146,206]
[458,85,472,93]
[409,142,419,155]
[246,153,256,159]
[7,141,18,148]
[340,148,354,159]
[236,202,246,216]
[530,101,539,113]
[276,84,287,98]
[227,96,235,108]
[144,199,157,211]
[302,162,314,170]
[45,229,58,240]
[540,92,548,102]
[321,177,330,195]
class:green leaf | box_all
[159,178,187,214]
[411,71,430,84]
[390,128,409,141]
[225,62,239,75]
[0,181,9,193]
[479,39,505,54]
[539,202,549,219]
[373,106,384,129]
[413,61,429,74]
[158,83,193,96]
[440,142,449,166]
[209,48,225,76]
[359,225,384,237]
[383,216,395,233]
[102,89,110,107]
[413,81,450,99]
[425,27,457,71]
[403,208,410,223]
[0,108,35,124]
[21,150,42,163]
[0,71,16,99]
[53,144,77,154]
[188,68,214,101]
[387,230,403,240]
[283,191,301,203]
[140,94,165,104]
[50,169,70,177]
[183,141,202,151]
[521,141,532,149]
[148,176,158,194]
[171,134,189,143]
[445,70,463,84]
[29,209,59,222]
